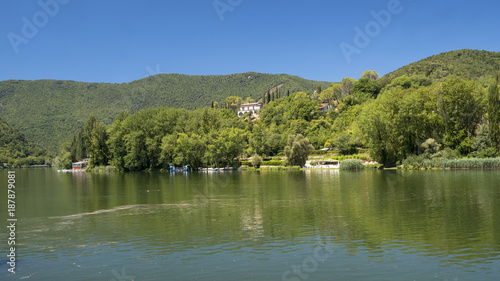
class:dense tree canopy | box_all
[0,72,330,152]
[62,68,500,170]
[0,118,48,167]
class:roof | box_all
[319,103,331,109]
[240,102,263,107]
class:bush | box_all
[251,154,263,168]
[330,154,369,161]
[240,161,251,166]
[261,160,283,166]
[88,166,118,172]
[340,159,364,170]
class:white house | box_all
[72,158,90,170]
[238,102,263,117]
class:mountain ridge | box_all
[2,49,500,153]
[0,72,331,151]
[380,49,500,84]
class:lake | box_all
[1,169,499,280]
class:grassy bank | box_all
[401,157,500,170]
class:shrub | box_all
[330,154,369,161]
[340,159,364,170]
[261,160,283,166]
[251,154,263,168]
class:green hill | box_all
[380,49,500,85]
[0,118,47,166]
[0,72,331,152]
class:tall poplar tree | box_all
[488,73,500,150]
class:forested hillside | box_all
[0,118,48,167]
[0,72,330,152]
[2,49,500,157]
[380,49,500,85]
[64,68,500,171]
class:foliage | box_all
[351,78,381,101]
[487,73,500,150]
[402,156,500,170]
[340,159,364,170]
[340,77,356,98]
[439,78,484,154]
[10,49,498,171]
[284,134,314,167]
[286,99,321,122]
[319,84,341,104]
[0,118,48,167]
[61,152,73,169]
[361,70,380,81]
[261,160,283,166]
[388,75,432,90]
[421,138,441,156]
[0,72,330,152]
[441,158,500,169]
[333,132,359,155]
[251,154,263,168]
[332,154,370,161]
[381,49,500,84]
[225,96,243,112]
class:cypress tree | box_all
[316,85,322,95]
[488,73,500,149]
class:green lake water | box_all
[1,169,499,280]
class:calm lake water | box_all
[1,169,499,281]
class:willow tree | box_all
[285,134,314,167]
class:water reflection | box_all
[1,169,499,280]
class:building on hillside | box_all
[72,158,90,170]
[319,103,333,113]
[238,102,263,117]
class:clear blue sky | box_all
[1,0,499,83]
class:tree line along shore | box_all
[48,70,500,172]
